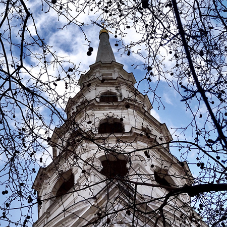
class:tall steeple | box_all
[33,29,206,227]
[95,29,116,63]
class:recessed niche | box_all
[98,118,124,134]
[100,91,118,102]
[102,73,112,79]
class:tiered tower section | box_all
[33,30,206,227]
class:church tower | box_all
[33,29,207,227]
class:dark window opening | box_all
[100,92,118,102]
[56,173,74,197]
[101,159,128,178]
[154,171,171,188]
[98,120,124,134]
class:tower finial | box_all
[99,23,112,36]
[99,28,109,36]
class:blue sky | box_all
[0,0,226,226]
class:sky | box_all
[0,0,220,226]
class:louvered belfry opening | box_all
[100,91,118,103]
[98,118,124,134]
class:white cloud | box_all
[150,109,161,122]
[163,92,173,105]
[35,146,53,167]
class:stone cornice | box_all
[78,61,136,87]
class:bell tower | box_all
[33,30,207,227]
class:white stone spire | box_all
[33,28,207,227]
[95,29,116,63]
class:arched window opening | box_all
[154,171,174,189]
[100,91,118,102]
[100,155,128,178]
[98,118,124,134]
[55,170,74,197]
